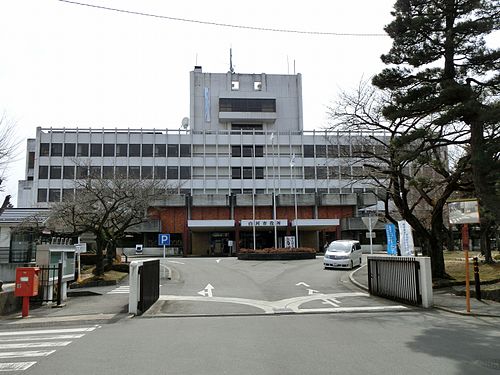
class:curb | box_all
[348,264,369,291]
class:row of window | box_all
[38,165,371,181]
[40,143,191,158]
[219,98,275,112]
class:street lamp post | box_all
[270,133,278,248]
[290,153,299,248]
[252,147,256,251]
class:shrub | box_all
[238,247,316,254]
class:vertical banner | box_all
[385,224,397,255]
[398,220,415,256]
[204,87,211,122]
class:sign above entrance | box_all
[240,219,288,227]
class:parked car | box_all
[323,240,362,269]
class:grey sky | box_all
[1,0,398,204]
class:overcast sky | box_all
[0,0,403,205]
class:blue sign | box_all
[158,233,171,246]
[385,224,398,255]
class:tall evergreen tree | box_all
[373,0,500,225]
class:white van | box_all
[323,240,362,269]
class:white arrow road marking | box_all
[0,341,72,350]
[307,289,319,295]
[0,362,37,371]
[0,327,97,337]
[216,259,221,263]
[197,284,215,297]
[295,282,310,287]
[0,350,56,359]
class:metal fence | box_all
[32,263,63,306]
[138,259,160,315]
[368,257,422,306]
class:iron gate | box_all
[32,263,63,306]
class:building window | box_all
[128,166,140,179]
[154,166,165,179]
[103,144,115,157]
[180,166,191,179]
[255,167,264,179]
[37,188,47,202]
[254,81,262,91]
[64,143,76,157]
[28,152,35,169]
[167,144,179,157]
[231,146,241,157]
[50,166,62,179]
[317,166,327,179]
[180,144,191,157]
[48,189,61,202]
[255,146,263,157]
[304,166,315,179]
[232,124,263,131]
[116,166,127,178]
[242,146,252,157]
[154,144,166,157]
[103,166,114,179]
[91,144,102,157]
[142,144,153,157]
[142,166,153,179]
[352,166,364,177]
[39,166,48,179]
[231,167,241,179]
[40,143,49,156]
[76,166,88,179]
[304,145,314,158]
[51,143,62,157]
[316,145,327,158]
[340,166,351,178]
[243,167,253,179]
[327,145,338,158]
[77,143,89,157]
[116,144,128,157]
[339,145,351,157]
[129,144,140,157]
[62,189,75,201]
[89,166,101,178]
[329,166,339,178]
[167,166,178,179]
[219,98,276,112]
[231,81,239,90]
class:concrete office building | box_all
[17,67,381,256]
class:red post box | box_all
[15,267,40,317]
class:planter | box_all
[238,252,316,261]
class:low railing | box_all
[367,255,433,308]
[129,259,160,315]
[32,263,63,306]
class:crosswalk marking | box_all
[0,326,98,371]
[0,350,56,359]
[0,362,36,371]
[107,285,130,294]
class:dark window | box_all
[316,145,327,158]
[180,144,191,157]
[340,166,351,178]
[103,144,115,157]
[255,146,263,157]
[255,167,264,179]
[304,166,315,179]
[339,145,351,157]
[40,143,49,156]
[77,143,89,157]
[116,144,128,157]
[167,145,179,157]
[154,166,165,179]
[129,144,140,157]
[51,143,62,156]
[142,144,153,157]
[48,189,61,202]
[64,143,76,157]
[76,166,88,179]
[317,166,327,179]
[219,98,276,112]
[243,167,253,179]
[180,166,191,179]
[116,166,127,178]
[128,166,140,179]
[154,144,166,157]
[103,166,114,179]
[232,167,241,179]
[352,166,364,177]
[89,166,101,178]
[232,124,263,131]
[328,166,339,178]
[327,145,338,158]
[231,146,241,157]
[142,166,153,179]
[167,166,178,179]
[242,146,252,157]
[304,145,314,158]
[91,144,102,157]
[37,188,47,202]
[28,152,35,169]
[39,166,48,179]
[50,166,62,179]
[62,189,75,201]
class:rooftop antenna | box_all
[195,53,198,65]
[229,48,235,74]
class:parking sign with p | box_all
[158,233,171,246]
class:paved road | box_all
[152,257,408,316]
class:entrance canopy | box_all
[291,219,339,231]
[188,220,235,231]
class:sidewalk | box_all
[0,277,130,328]
[349,264,500,318]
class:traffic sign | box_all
[158,233,171,246]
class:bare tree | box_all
[0,113,20,214]
[327,81,473,278]
[48,173,174,276]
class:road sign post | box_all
[362,217,378,254]
[158,234,171,258]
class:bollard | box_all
[473,257,481,301]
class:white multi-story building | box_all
[17,67,381,256]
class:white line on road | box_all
[0,350,56,359]
[166,260,185,265]
[0,327,97,337]
[307,289,319,295]
[107,286,130,294]
[0,341,72,350]
[0,362,36,371]
[296,282,310,287]
[0,334,85,343]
